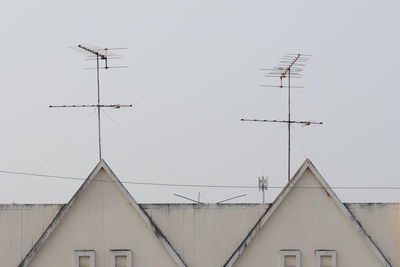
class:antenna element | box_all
[242,53,322,182]
[50,45,132,160]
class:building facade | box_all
[0,160,398,267]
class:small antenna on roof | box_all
[258,176,268,203]
[50,45,132,161]
[216,194,247,204]
[241,53,322,182]
[174,193,203,204]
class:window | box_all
[316,250,336,267]
[280,250,301,267]
[111,250,132,267]
[74,250,95,267]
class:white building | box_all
[0,159,398,267]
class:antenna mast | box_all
[258,176,268,203]
[242,53,322,182]
[50,45,132,161]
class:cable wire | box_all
[291,125,328,177]
[202,125,285,197]
[101,110,204,200]
[1,110,96,202]
[1,169,400,190]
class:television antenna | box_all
[258,176,268,203]
[241,53,322,182]
[50,45,132,160]
[173,193,247,204]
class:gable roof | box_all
[18,159,187,267]
[223,159,392,267]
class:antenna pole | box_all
[262,189,265,204]
[96,55,102,160]
[50,45,131,161]
[288,69,291,182]
[241,53,321,184]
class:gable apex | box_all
[19,159,187,267]
[223,159,391,267]
[87,158,116,181]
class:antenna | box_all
[174,193,203,204]
[50,45,132,160]
[258,176,268,203]
[216,194,247,204]
[173,193,246,204]
[241,53,322,182]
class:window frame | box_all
[74,250,95,267]
[280,250,301,267]
[315,250,336,267]
[110,249,133,267]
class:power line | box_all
[1,169,400,190]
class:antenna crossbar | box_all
[242,53,321,183]
[78,45,107,59]
[50,104,133,108]
[241,118,322,126]
[50,44,130,161]
[280,54,300,77]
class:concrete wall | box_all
[0,204,62,267]
[348,203,400,267]
[232,169,386,267]
[144,203,267,267]
[1,173,399,267]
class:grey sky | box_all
[0,0,399,203]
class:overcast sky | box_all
[0,0,399,204]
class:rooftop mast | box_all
[50,45,132,160]
[241,53,322,182]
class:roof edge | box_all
[223,159,392,267]
[18,159,187,267]
[99,160,188,267]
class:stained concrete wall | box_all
[347,203,400,267]
[1,179,399,267]
[1,202,267,267]
[143,203,268,267]
[232,169,388,267]
[0,204,62,267]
